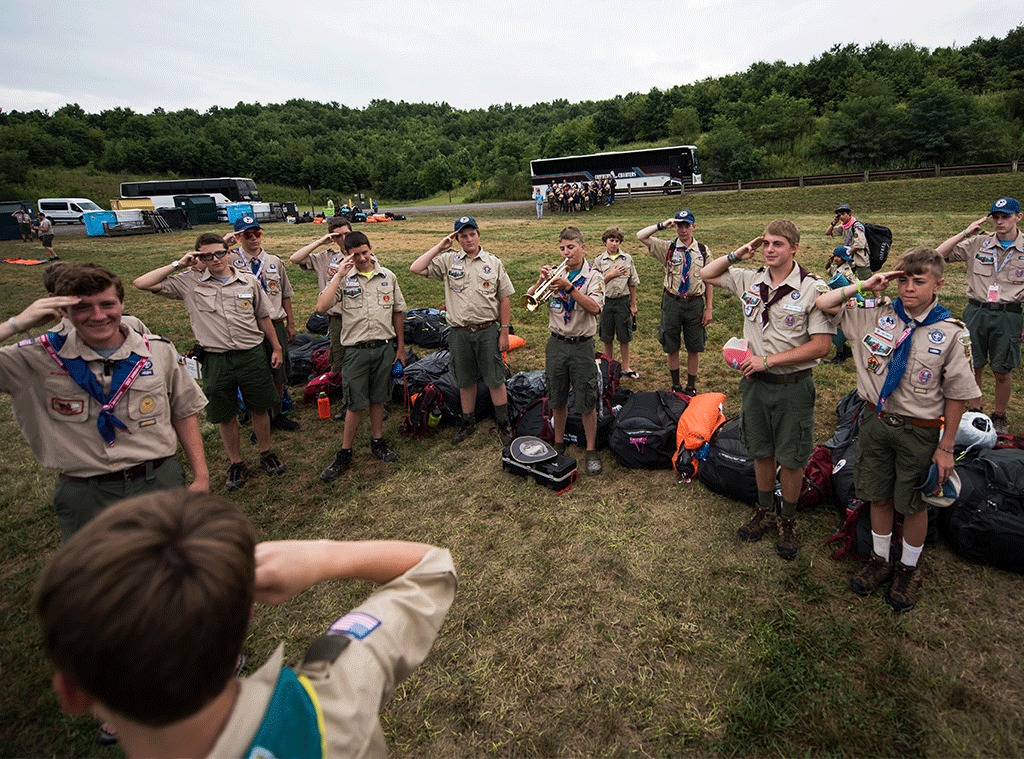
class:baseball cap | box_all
[454,216,478,232]
[915,464,961,508]
[722,337,751,370]
[233,215,261,233]
[990,197,1021,215]
[833,245,853,262]
[835,203,853,214]
[674,210,695,224]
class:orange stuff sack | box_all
[673,392,726,477]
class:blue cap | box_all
[915,463,961,508]
[833,245,853,262]
[674,210,695,224]
[233,215,261,232]
[990,197,1021,215]
[454,215,478,232]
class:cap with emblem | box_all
[233,215,261,233]
[916,464,961,508]
[454,216,478,232]
[990,197,1021,215]
[674,210,695,224]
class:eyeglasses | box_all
[242,229,263,239]
[196,250,230,261]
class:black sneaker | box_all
[271,414,301,431]
[321,449,352,482]
[671,384,684,394]
[683,385,697,396]
[226,461,248,491]
[370,438,398,463]
[259,451,286,476]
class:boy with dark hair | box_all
[35,488,457,758]
[935,197,1024,434]
[593,226,641,378]
[700,220,833,559]
[133,233,287,491]
[815,248,979,610]
[825,203,871,280]
[525,226,605,474]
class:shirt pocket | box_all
[770,307,807,333]
[194,290,218,313]
[233,293,256,316]
[908,358,938,393]
[43,376,91,424]
[477,274,498,296]
[126,374,168,421]
[376,284,396,308]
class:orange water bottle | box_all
[317,391,331,419]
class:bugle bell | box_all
[523,259,570,312]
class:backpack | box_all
[311,346,331,376]
[403,308,449,349]
[799,444,834,510]
[697,417,759,504]
[513,397,555,442]
[944,456,1024,573]
[863,223,892,272]
[400,382,444,437]
[672,392,727,478]
[305,311,330,335]
[594,353,621,405]
[506,370,547,419]
[303,371,343,404]
[287,333,330,385]
[564,396,616,449]
[609,390,689,469]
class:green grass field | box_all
[1,174,1023,757]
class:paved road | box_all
[384,199,533,214]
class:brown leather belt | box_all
[61,457,171,484]
[865,402,943,429]
[551,333,593,345]
[968,299,1022,313]
[349,339,394,350]
[751,368,812,385]
[663,289,702,302]
[455,321,496,333]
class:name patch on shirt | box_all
[328,611,381,640]
[52,398,85,415]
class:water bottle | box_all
[428,410,442,429]
[317,391,331,419]
[390,359,404,378]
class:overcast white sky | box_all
[1,0,1021,115]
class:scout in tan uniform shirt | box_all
[0,265,208,541]
[825,202,871,279]
[410,215,516,445]
[593,226,641,378]
[526,226,605,474]
[816,247,980,611]
[290,217,353,377]
[700,219,833,560]
[637,210,713,394]
[134,233,287,492]
[936,197,1024,434]
[35,489,457,759]
[315,231,406,481]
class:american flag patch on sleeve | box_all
[328,611,381,640]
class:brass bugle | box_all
[523,259,570,312]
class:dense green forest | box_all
[2,26,1022,202]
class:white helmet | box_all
[956,412,997,453]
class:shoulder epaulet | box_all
[756,266,767,274]
[143,334,172,344]
[944,317,967,329]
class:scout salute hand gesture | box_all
[731,236,765,262]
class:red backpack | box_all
[303,371,343,404]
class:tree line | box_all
[1,26,1022,202]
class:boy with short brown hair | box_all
[594,226,641,378]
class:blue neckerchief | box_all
[244,666,325,759]
[45,332,143,446]
[675,242,692,296]
[878,299,951,413]
[557,266,585,324]
[249,256,269,292]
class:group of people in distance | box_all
[0,194,1021,756]
[540,177,617,215]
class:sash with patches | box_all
[244,667,325,759]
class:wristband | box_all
[962,229,971,238]
[7,316,24,334]
[727,252,738,264]
[500,324,511,329]
[763,355,770,370]
[656,222,664,231]
[856,281,865,297]
[938,446,954,455]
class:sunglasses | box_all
[242,229,263,239]
[197,250,230,262]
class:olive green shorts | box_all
[854,410,939,515]
[447,322,506,389]
[202,345,280,423]
[963,301,1022,374]
[329,315,346,374]
[545,336,598,414]
[264,320,290,385]
[739,374,815,469]
[659,292,706,354]
[599,296,634,344]
[342,342,396,411]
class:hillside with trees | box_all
[1,26,1022,202]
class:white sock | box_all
[872,531,892,560]
[901,540,923,568]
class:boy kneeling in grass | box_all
[814,248,979,611]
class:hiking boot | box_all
[259,451,286,476]
[991,412,1009,436]
[886,562,922,612]
[271,414,300,431]
[226,461,248,491]
[498,421,514,447]
[586,450,602,475]
[775,516,799,560]
[737,506,776,542]
[451,420,476,444]
[553,441,567,454]
[321,449,352,482]
[849,553,893,596]
[683,384,697,397]
[370,438,398,463]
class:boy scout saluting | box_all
[593,226,641,378]
[0,264,209,540]
[410,216,516,445]
[699,220,834,559]
[315,231,406,482]
[225,215,299,432]
[526,226,605,475]
[636,210,713,395]
[133,233,287,492]
[935,197,1024,435]
[815,248,979,611]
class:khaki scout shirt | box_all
[424,248,515,327]
[156,268,271,352]
[329,263,407,346]
[834,298,980,419]
[231,248,294,322]
[546,260,605,338]
[719,263,835,374]
[837,220,869,269]
[593,250,640,299]
[646,236,709,297]
[301,246,346,317]
[948,231,1024,304]
[0,327,207,477]
[207,548,457,759]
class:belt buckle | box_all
[882,413,904,429]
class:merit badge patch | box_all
[51,398,85,416]
[928,330,946,345]
[866,355,884,375]
[784,314,797,327]
[878,315,897,331]
[328,611,381,640]
[916,369,933,385]
[139,396,156,414]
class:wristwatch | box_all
[170,260,181,269]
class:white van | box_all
[37,198,104,224]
